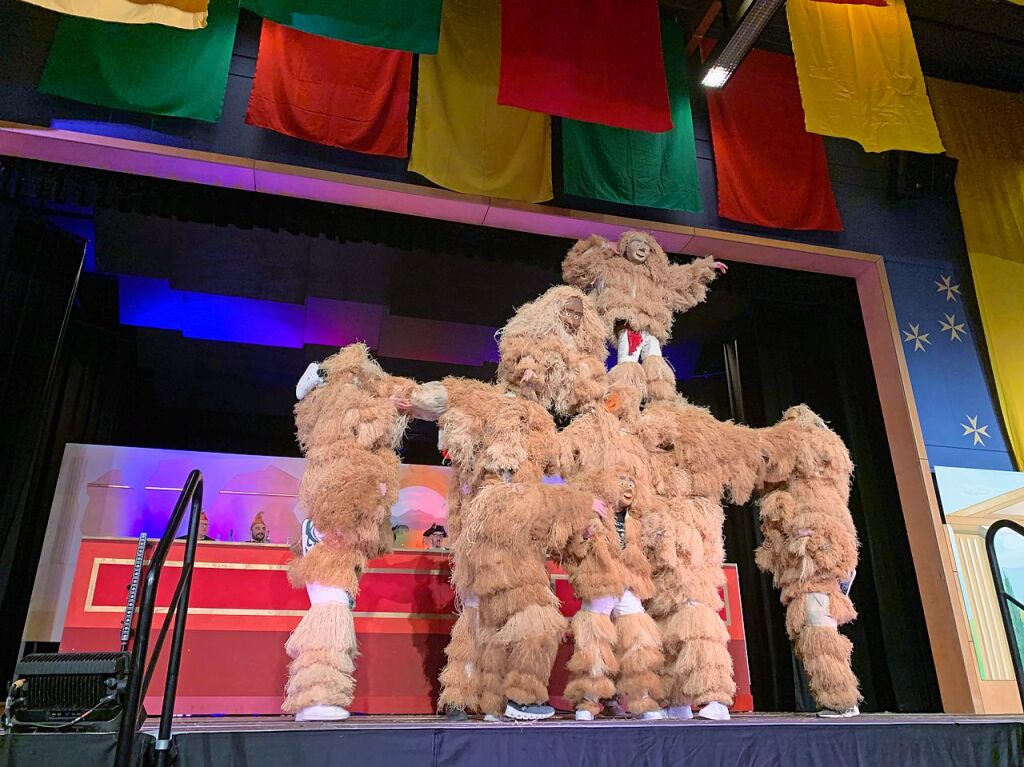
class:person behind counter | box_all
[177,510,215,541]
[422,523,448,551]
[250,512,270,543]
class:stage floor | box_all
[5,713,1023,767]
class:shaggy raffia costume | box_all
[562,232,720,402]
[409,286,611,719]
[756,405,862,715]
[638,397,761,719]
[282,344,415,721]
[556,387,664,718]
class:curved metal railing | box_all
[985,518,1024,709]
[114,470,203,767]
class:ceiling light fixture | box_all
[700,0,785,89]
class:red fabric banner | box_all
[498,0,671,133]
[705,46,842,231]
[246,21,412,157]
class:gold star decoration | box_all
[935,275,962,302]
[961,415,990,446]
[902,322,931,352]
[940,313,966,342]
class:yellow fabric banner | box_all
[928,78,1024,468]
[408,0,552,203]
[786,0,943,154]
[19,0,207,28]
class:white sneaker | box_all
[818,705,860,719]
[575,710,595,721]
[295,704,350,721]
[483,714,502,722]
[641,710,666,721]
[696,701,730,721]
[666,705,693,720]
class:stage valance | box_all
[246,21,412,158]
[928,78,1024,468]
[38,0,238,122]
[561,20,700,212]
[498,0,671,133]
[787,0,944,154]
[409,0,552,203]
[239,0,443,54]
[706,46,841,231]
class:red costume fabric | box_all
[498,0,671,132]
[246,21,412,158]
[705,46,842,231]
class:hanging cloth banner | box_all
[240,0,442,54]
[561,20,699,212]
[810,0,889,5]
[498,0,671,132]
[38,0,238,122]
[927,77,1024,468]
[246,22,412,158]
[705,46,841,231]
[786,0,944,154]
[18,0,208,30]
[409,0,552,203]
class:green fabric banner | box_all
[39,0,239,123]
[561,20,702,212]
[240,0,443,54]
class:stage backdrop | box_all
[25,443,452,643]
[935,465,1024,714]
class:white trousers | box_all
[616,328,662,365]
[583,589,645,618]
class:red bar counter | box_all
[60,537,752,714]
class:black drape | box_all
[0,203,83,683]
[702,272,942,713]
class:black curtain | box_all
[0,203,83,683]
[709,273,942,713]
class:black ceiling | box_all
[661,0,1024,93]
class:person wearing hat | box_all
[249,512,270,543]
[421,523,448,551]
[177,511,215,541]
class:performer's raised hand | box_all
[713,260,728,274]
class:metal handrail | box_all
[985,518,1024,709]
[114,470,203,767]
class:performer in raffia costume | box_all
[562,231,726,402]
[282,344,416,721]
[403,285,612,721]
[637,397,761,721]
[557,385,666,720]
[756,405,861,717]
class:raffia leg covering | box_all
[791,595,862,712]
[564,610,618,715]
[498,603,569,706]
[282,601,357,713]
[476,623,508,717]
[661,603,734,707]
[641,355,677,403]
[608,361,648,402]
[614,611,665,714]
[438,606,480,713]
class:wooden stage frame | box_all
[0,120,997,713]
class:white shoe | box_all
[575,710,595,721]
[483,714,502,722]
[696,701,730,721]
[818,705,860,719]
[666,705,693,720]
[641,710,666,720]
[295,704,350,721]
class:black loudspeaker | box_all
[887,151,958,199]
[6,652,129,732]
